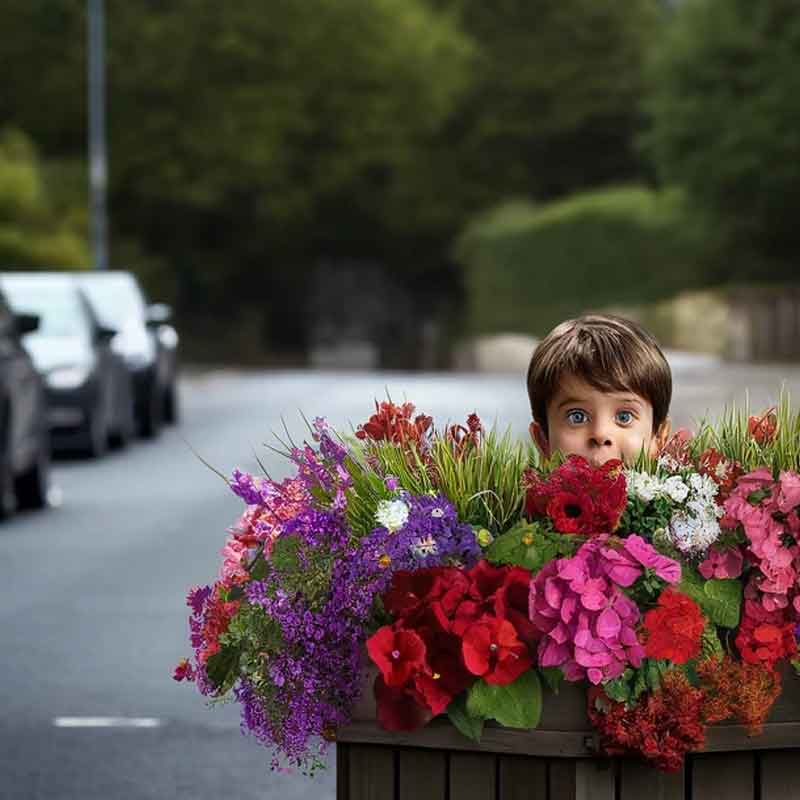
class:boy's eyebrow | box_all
[556,396,585,409]
[556,395,644,409]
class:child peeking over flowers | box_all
[526,314,673,468]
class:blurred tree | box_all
[643,0,800,280]
[0,128,89,268]
[425,0,663,209]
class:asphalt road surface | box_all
[2,358,799,800]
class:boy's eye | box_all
[616,410,634,425]
[566,410,588,425]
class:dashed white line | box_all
[53,717,162,728]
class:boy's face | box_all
[529,373,670,467]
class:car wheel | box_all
[163,382,179,425]
[83,410,108,458]
[0,406,16,519]
[140,384,163,438]
[15,436,50,510]
[109,404,135,449]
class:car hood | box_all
[24,335,93,373]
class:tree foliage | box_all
[643,0,800,278]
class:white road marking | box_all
[53,717,162,728]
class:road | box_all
[1,358,799,799]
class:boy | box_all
[527,314,672,467]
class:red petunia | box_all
[383,569,444,619]
[374,675,432,731]
[643,589,705,664]
[462,616,532,685]
[523,455,627,535]
[366,626,427,687]
[494,566,540,649]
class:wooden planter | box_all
[336,665,800,800]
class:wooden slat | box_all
[397,748,446,800]
[337,744,350,800]
[692,752,755,800]
[449,752,497,800]
[759,751,800,800]
[497,755,547,800]
[574,760,615,800]
[548,760,576,800]
[348,744,396,800]
[618,760,684,800]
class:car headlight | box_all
[46,364,92,389]
[113,330,155,368]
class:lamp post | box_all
[88,0,108,270]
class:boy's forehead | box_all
[549,374,647,407]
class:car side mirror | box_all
[14,312,40,336]
[146,303,172,327]
[95,324,118,343]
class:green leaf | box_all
[205,645,240,690]
[792,659,800,678]
[539,667,564,694]
[486,521,577,573]
[466,670,542,729]
[447,694,484,742]
[677,568,742,628]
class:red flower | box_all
[374,675,432,731]
[748,408,778,445]
[413,630,474,714]
[462,616,532,685]
[736,618,797,668]
[656,428,694,469]
[698,448,744,501]
[643,589,705,664]
[367,627,427,687]
[589,670,706,772]
[494,566,540,648]
[383,569,444,618]
[467,560,509,602]
[355,400,433,449]
[523,455,626,534]
[172,658,195,682]
[446,413,483,459]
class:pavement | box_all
[2,357,799,799]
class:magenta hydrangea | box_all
[528,535,681,685]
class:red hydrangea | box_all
[642,589,705,664]
[523,455,627,535]
[736,598,798,667]
[589,670,707,772]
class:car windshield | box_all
[2,284,87,338]
[79,277,146,329]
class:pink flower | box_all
[529,539,645,684]
[776,471,800,514]
[698,545,744,580]
[220,537,249,582]
[599,535,681,586]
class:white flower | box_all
[626,470,660,503]
[411,535,439,559]
[375,499,410,532]
[662,475,690,503]
[431,507,445,518]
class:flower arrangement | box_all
[175,398,800,775]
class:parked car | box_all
[0,273,135,457]
[0,288,50,517]
[76,271,179,437]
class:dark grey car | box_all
[76,271,179,437]
[0,273,135,457]
[0,288,50,517]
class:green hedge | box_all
[0,128,89,269]
[453,185,709,337]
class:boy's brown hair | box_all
[526,314,672,436]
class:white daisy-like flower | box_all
[375,499,410,532]
[662,475,690,503]
[431,507,445,518]
[411,535,439,559]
